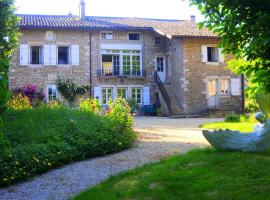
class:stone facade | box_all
[10,28,242,116]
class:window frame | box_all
[30,46,43,65]
[117,88,127,99]
[131,87,142,104]
[47,84,58,102]
[207,47,219,63]
[220,79,231,96]
[128,33,141,41]
[155,37,162,46]
[57,46,70,65]
[101,87,113,105]
[101,32,113,40]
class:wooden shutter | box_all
[219,48,225,63]
[44,45,51,65]
[50,45,57,65]
[20,44,29,65]
[143,86,150,105]
[201,45,207,62]
[231,78,241,96]
[94,86,101,101]
[71,45,79,66]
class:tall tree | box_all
[0,0,18,111]
[191,0,270,93]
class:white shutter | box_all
[20,44,29,65]
[143,86,150,105]
[71,45,79,66]
[201,45,207,62]
[50,45,57,65]
[231,78,241,96]
[219,48,225,63]
[94,86,101,101]
[44,45,51,65]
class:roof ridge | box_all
[88,16,186,22]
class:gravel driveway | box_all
[0,117,222,200]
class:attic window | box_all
[128,33,140,41]
[155,37,162,45]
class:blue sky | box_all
[15,0,204,21]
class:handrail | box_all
[98,69,146,78]
[154,71,171,113]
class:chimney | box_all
[190,15,196,22]
[79,0,86,19]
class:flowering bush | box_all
[106,97,134,131]
[13,84,45,107]
[46,100,63,110]
[79,98,101,114]
[6,93,32,110]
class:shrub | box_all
[46,100,63,110]
[79,98,101,114]
[0,107,136,186]
[6,93,32,111]
[224,114,241,122]
[245,98,259,113]
[106,97,134,132]
[13,84,45,107]
[127,98,138,113]
[56,78,90,106]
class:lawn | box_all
[73,148,270,200]
[200,121,256,132]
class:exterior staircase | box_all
[154,71,184,116]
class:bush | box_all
[0,107,136,186]
[79,98,101,114]
[127,98,138,113]
[6,93,32,111]
[106,98,134,132]
[224,114,241,122]
[13,84,45,107]
[245,98,259,113]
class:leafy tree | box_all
[56,78,90,106]
[191,0,270,93]
[0,0,18,111]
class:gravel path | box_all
[0,117,222,200]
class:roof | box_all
[88,16,217,38]
[18,14,217,38]
[18,14,152,31]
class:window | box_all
[220,79,230,95]
[156,57,164,72]
[117,88,127,99]
[207,47,218,62]
[155,37,162,45]
[123,55,131,75]
[101,32,113,40]
[47,84,58,101]
[132,55,141,75]
[102,88,112,104]
[132,88,141,104]
[128,33,140,41]
[58,46,69,64]
[30,46,42,64]
[208,79,217,96]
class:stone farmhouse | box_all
[10,0,243,116]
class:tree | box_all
[191,0,270,93]
[0,0,19,111]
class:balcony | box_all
[97,69,146,78]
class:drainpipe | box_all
[89,32,92,97]
[241,74,245,114]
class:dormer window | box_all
[101,32,113,40]
[128,33,140,41]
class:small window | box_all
[102,88,112,104]
[117,88,127,99]
[155,37,162,45]
[128,33,140,41]
[58,46,69,64]
[47,84,58,101]
[207,47,218,62]
[101,32,113,40]
[30,46,42,64]
[132,88,141,104]
[156,57,164,72]
[220,79,230,95]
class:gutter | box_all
[89,32,92,97]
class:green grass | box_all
[0,107,136,186]
[200,121,256,132]
[73,148,270,200]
